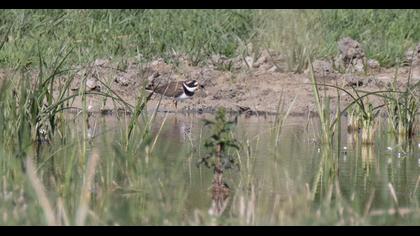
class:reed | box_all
[385,66,419,141]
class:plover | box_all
[146,80,199,109]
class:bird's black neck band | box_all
[183,85,195,96]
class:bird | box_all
[145,80,199,110]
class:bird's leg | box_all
[174,100,178,113]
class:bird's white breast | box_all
[176,93,191,100]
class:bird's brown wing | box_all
[153,81,184,97]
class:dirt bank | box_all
[1,51,419,117]
[54,55,417,117]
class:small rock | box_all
[210,54,229,65]
[151,58,165,67]
[367,59,380,72]
[405,44,420,65]
[255,64,276,75]
[343,74,364,87]
[86,78,99,91]
[373,79,385,88]
[115,76,129,86]
[210,54,221,63]
[353,59,365,73]
[338,37,365,62]
[245,56,254,68]
[267,65,279,73]
[337,37,366,72]
[94,59,108,67]
[253,51,269,68]
[232,57,243,70]
[367,59,380,69]
[306,59,335,77]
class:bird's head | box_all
[184,80,199,92]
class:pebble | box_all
[86,78,99,91]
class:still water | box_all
[71,111,420,225]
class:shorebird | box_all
[145,80,199,109]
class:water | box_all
[35,112,420,225]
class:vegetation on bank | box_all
[1,9,420,70]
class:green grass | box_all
[254,9,420,70]
[385,67,419,140]
[2,10,420,71]
[0,9,255,68]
